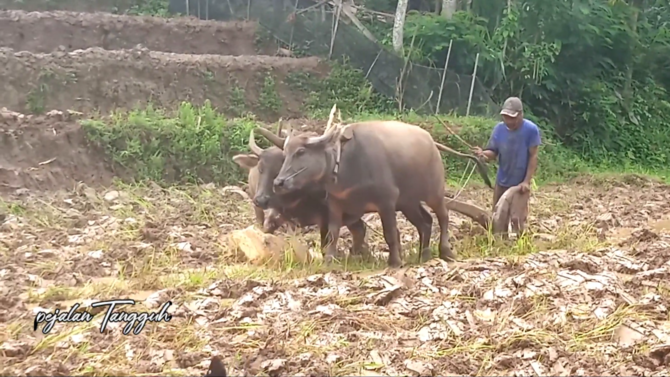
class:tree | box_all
[441,0,457,18]
[392,0,409,53]
[360,0,670,167]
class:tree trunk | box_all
[465,0,473,11]
[392,0,409,54]
[441,0,457,18]
[622,0,641,109]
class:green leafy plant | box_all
[127,0,169,16]
[359,0,670,170]
[258,74,282,115]
[82,101,256,185]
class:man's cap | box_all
[500,97,523,118]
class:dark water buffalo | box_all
[232,123,286,232]
[234,126,369,255]
[268,107,491,267]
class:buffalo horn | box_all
[275,118,283,136]
[307,120,339,145]
[255,127,285,149]
[324,104,337,133]
[248,129,264,155]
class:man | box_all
[473,97,541,230]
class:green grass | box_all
[81,103,670,188]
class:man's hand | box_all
[519,181,531,193]
[472,146,484,157]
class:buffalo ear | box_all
[340,125,353,140]
[232,154,259,169]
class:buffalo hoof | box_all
[439,249,456,262]
[388,255,402,268]
[351,243,371,257]
[420,248,432,263]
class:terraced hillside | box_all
[0,10,328,118]
[0,0,152,13]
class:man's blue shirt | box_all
[485,119,542,187]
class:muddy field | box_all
[0,11,259,55]
[0,165,669,375]
[0,114,670,376]
[0,47,327,119]
[1,5,669,375]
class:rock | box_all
[45,109,64,120]
[534,233,557,242]
[613,323,646,346]
[596,212,620,230]
[37,249,57,258]
[103,190,120,202]
[87,249,104,259]
[229,226,286,264]
[145,289,171,309]
[260,359,286,373]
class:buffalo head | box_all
[271,105,342,194]
[232,123,287,209]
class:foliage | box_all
[82,101,256,185]
[350,111,589,183]
[126,0,169,16]
[361,0,670,170]
[290,60,395,118]
[83,102,606,187]
[258,74,282,115]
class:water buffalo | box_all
[232,123,286,233]
[268,106,491,267]
[234,125,369,255]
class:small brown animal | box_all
[205,356,227,377]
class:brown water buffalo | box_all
[232,123,287,232]
[268,107,491,267]
[234,127,369,255]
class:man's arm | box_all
[523,146,539,184]
[523,126,542,184]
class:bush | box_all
[83,102,598,187]
[82,101,258,185]
[351,112,589,184]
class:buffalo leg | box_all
[379,207,402,268]
[318,216,330,254]
[346,219,369,256]
[254,206,265,228]
[401,205,433,263]
[262,209,284,234]
[324,209,344,263]
[429,201,455,262]
[319,225,329,253]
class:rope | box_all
[445,160,476,203]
